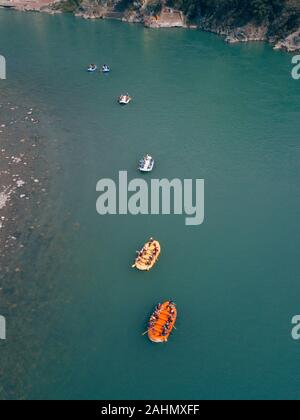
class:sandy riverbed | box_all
[0,97,53,399]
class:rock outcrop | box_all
[274,29,300,52]
[198,18,268,44]
[144,8,184,28]
[197,14,300,52]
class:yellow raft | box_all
[132,238,161,271]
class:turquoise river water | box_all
[0,9,300,400]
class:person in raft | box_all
[148,302,176,333]
[135,244,158,266]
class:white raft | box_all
[118,95,132,105]
[102,65,110,73]
[139,155,155,172]
[87,65,97,72]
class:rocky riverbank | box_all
[2,1,300,52]
[198,17,300,53]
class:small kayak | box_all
[139,154,154,172]
[102,65,110,73]
[87,65,97,72]
[132,238,160,271]
[118,94,132,105]
[147,301,177,343]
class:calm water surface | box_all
[0,9,300,400]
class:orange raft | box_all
[132,238,161,271]
[148,301,177,343]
